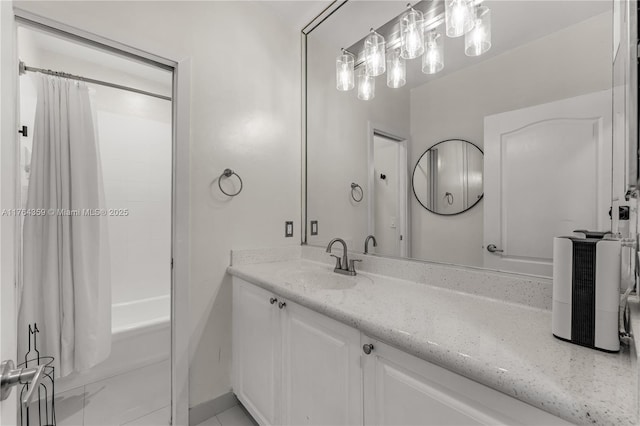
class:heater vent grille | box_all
[571,242,597,347]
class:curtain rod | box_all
[19,61,172,102]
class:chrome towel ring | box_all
[444,191,454,205]
[351,183,363,202]
[219,168,243,197]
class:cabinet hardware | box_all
[278,301,287,309]
[270,297,278,305]
[362,344,374,355]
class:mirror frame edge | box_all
[301,0,349,246]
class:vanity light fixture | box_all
[400,4,424,59]
[364,29,386,77]
[387,49,406,88]
[335,1,492,99]
[465,5,491,56]
[336,48,355,91]
[422,31,444,75]
[357,68,375,100]
[445,0,475,38]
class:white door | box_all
[232,278,282,425]
[0,1,18,423]
[369,130,410,258]
[281,300,362,426]
[483,90,612,276]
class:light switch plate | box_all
[285,221,294,237]
[310,220,318,236]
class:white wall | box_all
[14,0,302,408]
[410,11,612,267]
[306,34,410,249]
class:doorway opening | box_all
[16,22,173,426]
[368,129,409,258]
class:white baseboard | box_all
[189,392,238,426]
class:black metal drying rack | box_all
[20,324,56,426]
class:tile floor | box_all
[196,404,257,426]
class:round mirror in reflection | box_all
[412,139,484,215]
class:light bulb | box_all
[336,50,355,91]
[364,29,386,77]
[422,31,444,75]
[357,69,375,101]
[445,0,474,38]
[465,5,491,56]
[386,49,406,88]
[400,6,424,59]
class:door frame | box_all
[367,122,410,258]
[5,7,191,425]
[0,1,19,423]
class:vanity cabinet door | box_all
[232,278,282,425]
[281,301,362,426]
[362,338,569,426]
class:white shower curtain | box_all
[19,74,111,378]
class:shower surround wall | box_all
[99,103,171,305]
[15,0,303,412]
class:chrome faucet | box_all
[364,235,377,254]
[326,238,361,276]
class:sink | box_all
[277,268,369,290]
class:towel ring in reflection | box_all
[218,169,243,197]
[351,183,363,202]
[444,192,454,205]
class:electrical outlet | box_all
[285,221,294,237]
[310,220,318,236]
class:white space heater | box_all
[552,234,620,352]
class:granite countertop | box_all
[228,259,637,425]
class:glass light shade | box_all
[465,6,491,56]
[400,7,424,59]
[386,49,406,88]
[422,31,444,75]
[445,0,474,38]
[357,69,375,101]
[336,50,355,91]
[364,30,386,77]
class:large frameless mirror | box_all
[412,139,483,216]
[304,0,620,277]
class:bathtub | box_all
[112,294,170,337]
[56,294,171,394]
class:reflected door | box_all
[483,90,612,276]
[371,133,408,257]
